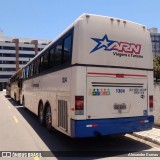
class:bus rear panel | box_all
[70,14,154,137]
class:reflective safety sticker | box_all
[143,110,147,116]
[88,88,111,96]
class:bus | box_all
[21,14,154,138]
[6,79,11,97]
[10,68,22,102]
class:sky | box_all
[0,0,159,40]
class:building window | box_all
[3,68,16,71]
[38,48,44,51]
[2,53,16,57]
[0,75,12,78]
[19,54,35,58]
[19,61,28,64]
[156,37,160,41]
[2,61,16,64]
[19,47,35,51]
[2,46,15,50]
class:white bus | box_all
[21,14,154,138]
[10,68,22,102]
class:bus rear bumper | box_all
[71,116,154,138]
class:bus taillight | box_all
[75,96,84,115]
[149,95,153,110]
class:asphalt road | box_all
[0,91,159,160]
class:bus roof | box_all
[22,13,148,68]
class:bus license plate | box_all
[114,103,127,111]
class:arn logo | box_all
[90,35,141,55]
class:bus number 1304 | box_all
[116,89,125,93]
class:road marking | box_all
[34,157,39,160]
[13,116,19,123]
[5,100,8,104]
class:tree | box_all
[153,55,160,82]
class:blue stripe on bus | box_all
[71,116,154,138]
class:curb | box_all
[132,133,160,146]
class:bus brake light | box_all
[116,74,124,78]
[75,96,84,115]
[149,95,153,109]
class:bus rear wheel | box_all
[38,102,45,126]
[45,106,52,132]
[14,93,16,101]
[22,96,25,108]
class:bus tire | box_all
[14,93,16,101]
[45,105,52,132]
[38,101,45,126]
[22,96,25,108]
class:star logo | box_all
[90,35,116,53]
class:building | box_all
[149,28,160,58]
[0,32,50,88]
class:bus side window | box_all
[33,61,36,76]
[39,56,44,73]
[36,58,40,75]
[49,47,55,69]
[30,64,34,77]
[43,51,49,71]
[63,35,72,64]
[28,65,31,78]
[26,66,29,78]
[54,42,63,66]
[22,69,25,79]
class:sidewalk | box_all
[133,126,160,145]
